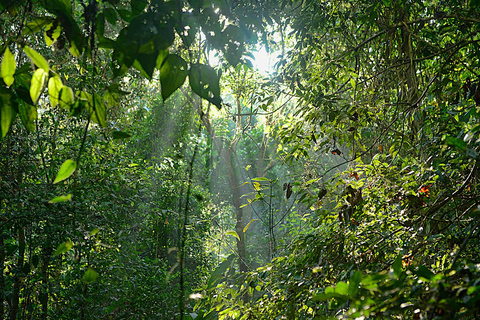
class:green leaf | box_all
[112,130,131,139]
[251,177,270,181]
[103,8,117,24]
[24,46,49,72]
[48,75,63,107]
[335,281,349,295]
[48,194,72,203]
[348,271,362,298]
[226,230,240,241]
[58,86,74,110]
[53,159,76,184]
[24,17,54,34]
[30,68,47,105]
[88,228,100,237]
[0,87,16,138]
[44,23,62,46]
[243,219,258,233]
[445,136,467,152]
[392,254,402,278]
[416,266,434,281]
[1,47,16,87]
[18,102,37,132]
[189,63,222,108]
[160,54,188,101]
[54,240,73,256]
[83,268,99,283]
[88,94,107,127]
[134,51,158,80]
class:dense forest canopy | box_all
[1,0,480,319]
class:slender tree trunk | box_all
[10,227,25,320]
[0,236,5,319]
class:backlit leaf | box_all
[1,47,16,87]
[59,86,74,110]
[30,68,47,104]
[24,46,49,72]
[53,159,76,184]
[48,75,63,107]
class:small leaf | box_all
[112,130,131,139]
[53,159,76,184]
[30,68,47,105]
[226,230,240,241]
[1,47,16,87]
[83,268,99,283]
[48,194,72,203]
[24,46,49,72]
[54,240,73,256]
[243,219,258,233]
[251,177,270,181]
[160,54,188,101]
[88,228,100,237]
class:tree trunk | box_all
[10,227,25,320]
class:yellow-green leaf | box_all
[88,228,100,237]
[48,75,63,107]
[243,219,258,233]
[30,68,47,104]
[53,159,76,184]
[83,268,99,283]
[226,230,240,241]
[58,86,74,110]
[54,240,73,256]
[48,194,72,203]
[44,23,61,46]
[1,47,16,87]
[24,46,49,72]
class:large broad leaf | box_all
[160,54,187,101]
[58,86,74,110]
[30,68,47,105]
[1,47,16,87]
[189,63,222,108]
[24,17,55,34]
[18,102,37,132]
[48,75,63,107]
[133,50,158,80]
[0,87,16,138]
[53,159,76,184]
[23,46,49,72]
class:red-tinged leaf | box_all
[350,171,359,180]
[332,149,342,155]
